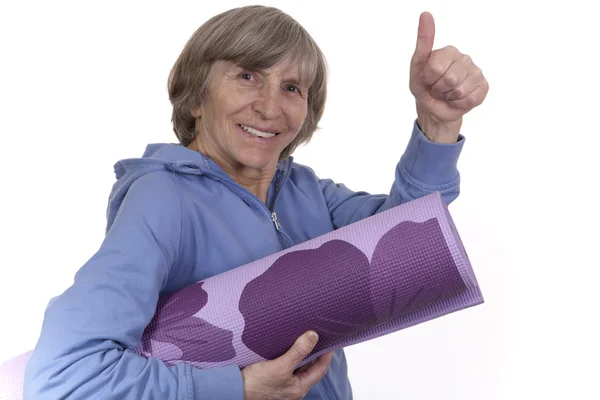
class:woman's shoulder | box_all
[287,158,320,181]
[287,158,338,191]
[105,168,183,231]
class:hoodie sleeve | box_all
[23,171,244,400]
[320,119,465,229]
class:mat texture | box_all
[0,191,484,399]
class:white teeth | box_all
[240,125,276,138]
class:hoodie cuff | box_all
[190,364,244,400]
[399,119,465,187]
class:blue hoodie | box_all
[23,121,464,399]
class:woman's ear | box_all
[191,105,202,119]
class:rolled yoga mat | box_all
[0,191,484,399]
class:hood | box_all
[105,143,202,233]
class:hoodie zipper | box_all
[266,166,295,248]
[270,211,295,248]
[271,212,282,231]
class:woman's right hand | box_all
[241,331,334,400]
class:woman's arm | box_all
[23,171,243,400]
[320,120,464,229]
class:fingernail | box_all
[306,331,318,345]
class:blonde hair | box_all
[168,5,328,160]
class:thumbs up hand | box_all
[409,12,489,143]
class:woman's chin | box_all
[235,151,280,173]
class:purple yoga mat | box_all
[0,191,484,399]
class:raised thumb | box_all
[412,11,435,65]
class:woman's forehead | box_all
[263,57,302,79]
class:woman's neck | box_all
[188,140,276,204]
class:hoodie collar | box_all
[138,142,293,191]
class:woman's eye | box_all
[286,85,300,93]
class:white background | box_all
[1,1,598,399]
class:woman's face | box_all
[190,56,308,175]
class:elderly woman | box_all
[23,5,488,400]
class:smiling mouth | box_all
[238,124,280,139]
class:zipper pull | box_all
[271,211,282,231]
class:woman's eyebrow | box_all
[283,76,302,85]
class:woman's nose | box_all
[252,86,282,119]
